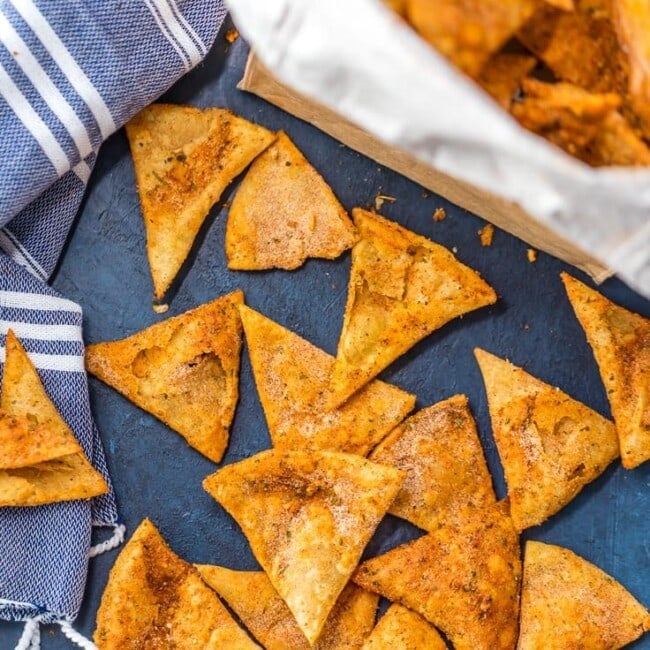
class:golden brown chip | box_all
[512,79,650,165]
[328,209,496,410]
[517,3,650,137]
[239,305,415,455]
[85,291,243,463]
[353,501,521,650]
[517,4,627,94]
[477,52,537,109]
[518,541,650,649]
[125,104,275,299]
[474,348,619,530]
[369,394,496,531]
[226,131,358,271]
[196,566,378,650]
[362,604,447,650]
[0,330,108,507]
[94,519,258,649]
[405,0,537,76]
[202,449,404,645]
[611,0,650,125]
[562,273,650,468]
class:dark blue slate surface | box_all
[2,18,649,649]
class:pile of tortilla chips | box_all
[390,0,650,166]
[86,97,650,647]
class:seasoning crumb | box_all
[452,246,458,253]
[478,223,494,246]
[433,207,446,222]
[375,194,397,211]
[527,248,538,263]
[225,28,239,43]
[523,323,531,330]
[152,303,169,314]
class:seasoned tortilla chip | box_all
[125,104,274,299]
[353,501,521,650]
[202,449,404,645]
[405,0,537,76]
[513,79,650,165]
[239,305,415,454]
[477,52,537,109]
[0,330,107,506]
[86,291,243,463]
[226,131,358,271]
[562,273,650,468]
[611,0,650,124]
[328,209,496,409]
[369,394,496,531]
[362,604,447,650]
[474,348,619,530]
[517,3,650,137]
[94,519,258,649]
[196,566,378,650]
[518,541,650,649]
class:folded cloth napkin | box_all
[0,1,226,647]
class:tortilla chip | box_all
[0,330,108,507]
[85,291,243,463]
[239,305,415,454]
[477,52,537,109]
[353,501,521,650]
[611,0,650,123]
[512,79,650,165]
[518,541,650,649]
[362,604,447,650]
[202,449,404,645]
[125,104,275,299]
[405,0,537,76]
[369,394,496,531]
[196,566,378,650]
[517,3,650,137]
[562,273,650,468]
[226,131,358,271]
[328,209,496,409]
[94,519,258,649]
[474,348,619,530]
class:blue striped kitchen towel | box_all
[0,1,227,648]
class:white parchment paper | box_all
[226,0,650,297]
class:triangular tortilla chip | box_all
[362,604,447,650]
[562,273,650,468]
[406,0,537,76]
[125,104,275,298]
[475,348,619,530]
[196,565,378,650]
[202,449,404,645]
[94,519,259,649]
[85,291,243,462]
[239,305,415,454]
[353,501,521,650]
[0,330,108,506]
[225,131,358,270]
[328,209,497,409]
[369,394,496,531]
[518,541,650,649]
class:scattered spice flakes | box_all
[375,194,397,211]
[433,207,446,222]
[478,223,494,246]
[152,303,169,314]
[225,28,239,44]
[527,248,538,263]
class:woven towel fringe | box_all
[88,523,125,558]
[58,621,97,650]
[15,618,40,650]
